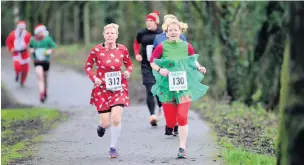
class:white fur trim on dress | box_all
[12,56,30,64]
[14,30,26,51]
[17,23,26,29]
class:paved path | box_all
[1,49,221,165]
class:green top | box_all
[161,40,188,60]
[29,36,56,62]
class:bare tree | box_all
[277,2,304,165]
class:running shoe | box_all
[165,126,173,135]
[97,125,106,137]
[177,147,187,158]
[109,147,118,158]
[150,115,157,126]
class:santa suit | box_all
[5,21,31,85]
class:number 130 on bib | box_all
[168,71,188,91]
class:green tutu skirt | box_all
[151,54,209,103]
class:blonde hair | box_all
[163,19,188,33]
[103,23,119,35]
[163,14,177,22]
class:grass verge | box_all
[1,108,66,165]
[52,44,94,73]
[219,137,276,165]
[193,100,277,165]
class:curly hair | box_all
[103,23,119,35]
[163,14,177,22]
[163,19,188,33]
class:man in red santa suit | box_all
[6,21,32,86]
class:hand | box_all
[159,68,169,77]
[29,48,34,53]
[135,54,143,62]
[123,71,131,79]
[94,77,102,85]
[45,49,52,55]
[197,66,207,74]
[10,48,15,53]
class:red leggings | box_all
[162,102,191,128]
[14,61,29,84]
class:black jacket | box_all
[135,27,162,84]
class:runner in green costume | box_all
[150,19,208,158]
[151,41,208,103]
[29,24,56,103]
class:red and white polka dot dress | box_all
[85,43,133,112]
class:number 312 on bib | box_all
[168,71,188,91]
[105,71,122,91]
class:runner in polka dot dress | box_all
[84,23,133,158]
[86,42,133,111]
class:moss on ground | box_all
[193,100,278,165]
[1,108,66,165]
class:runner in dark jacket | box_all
[133,10,163,127]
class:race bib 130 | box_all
[168,71,188,91]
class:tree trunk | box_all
[184,1,192,41]
[13,1,19,24]
[84,2,90,44]
[277,2,304,165]
[104,2,119,24]
[147,1,157,11]
[55,10,61,44]
[61,6,67,44]
[210,1,237,102]
[25,1,34,33]
[73,4,80,43]
[245,1,285,105]
[41,2,50,25]
[165,1,176,14]
[78,2,85,42]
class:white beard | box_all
[14,29,26,51]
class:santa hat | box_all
[146,10,160,24]
[16,21,26,29]
[34,24,49,36]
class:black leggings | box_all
[145,84,162,115]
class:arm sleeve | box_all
[188,43,195,56]
[133,39,140,55]
[84,47,97,82]
[48,36,56,49]
[133,32,142,55]
[122,46,133,73]
[6,32,14,51]
[153,36,158,49]
[29,38,34,48]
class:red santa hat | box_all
[34,24,49,36]
[146,10,160,24]
[16,21,26,29]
